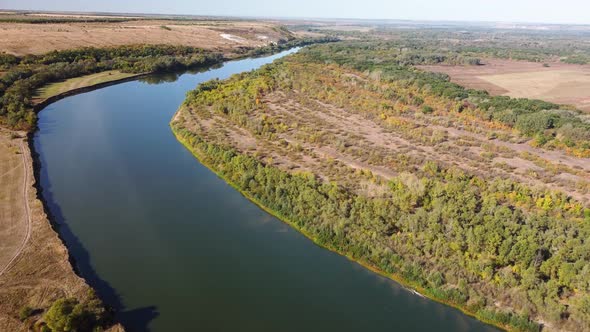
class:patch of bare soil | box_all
[419,58,590,112]
[0,20,286,56]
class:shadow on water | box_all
[138,63,223,85]
[29,135,159,332]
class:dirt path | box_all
[0,161,23,179]
[0,141,32,277]
[0,134,92,331]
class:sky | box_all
[1,0,589,25]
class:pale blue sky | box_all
[1,0,588,24]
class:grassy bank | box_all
[170,116,537,332]
[33,70,137,100]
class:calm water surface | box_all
[34,49,498,331]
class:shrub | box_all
[44,296,109,332]
[421,105,434,114]
[515,112,556,136]
[19,306,34,321]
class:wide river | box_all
[34,48,498,331]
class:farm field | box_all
[420,59,590,112]
[0,19,290,55]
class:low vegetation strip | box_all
[172,42,590,331]
[33,70,137,101]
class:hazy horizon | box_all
[1,0,589,25]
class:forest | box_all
[174,42,590,331]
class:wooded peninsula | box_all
[172,41,590,331]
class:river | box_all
[33,48,498,331]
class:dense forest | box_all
[174,42,590,331]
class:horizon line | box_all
[1,7,589,27]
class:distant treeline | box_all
[303,26,590,64]
[0,15,135,24]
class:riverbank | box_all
[34,70,139,101]
[0,129,124,331]
[32,72,150,113]
[169,119,514,332]
[171,102,552,331]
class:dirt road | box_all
[0,140,32,277]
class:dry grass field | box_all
[0,130,27,274]
[0,19,289,55]
[420,59,590,112]
[0,130,92,331]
